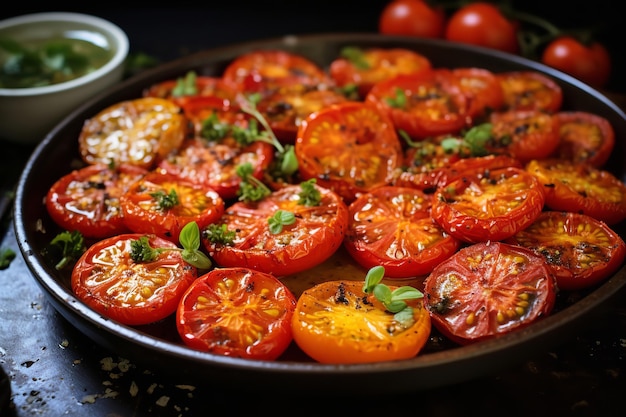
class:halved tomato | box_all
[292,279,431,363]
[78,97,188,169]
[46,163,148,239]
[497,71,563,113]
[344,186,460,278]
[365,69,469,139]
[221,49,329,94]
[176,267,297,360]
[452,67,504,121]
[329,46,432,99]
[431,166,545,243]
[202,182,349,277]
[295,101,403,203]
[526,158,626,225]
[120,171,224,245]
[552,111,615,168]
[424,241,557,345]
[72,233,197,326]
[489,109,561,163]
[506,211,626,291]
[256,88,349,144]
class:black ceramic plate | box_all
[13,33,626,394]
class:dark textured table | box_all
[1,5,625,416]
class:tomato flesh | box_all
[176,267,296,360]
[424,242,557,345]
[72,234,197,326]
[292,280,431,363]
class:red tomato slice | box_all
[526,158,626,225]
[295,101,403,203]
[221,49,329,94]
[489,109,561,163]
[143,74,238,104]
[72,233,197,326]
[497,71,563,113]
[292,279,431,363]
[157,137,275,201]
[505,211,626,291]
[452,67,505,120]
[46,163,148,239]
[120,171,225,245]
[329,47,432,98]
[424,241,557,345]
[78,97,188,170]
[344,186,461,278]
[365,69,469,139]
[256,89,348,144]
[553,111,615,168]
[393,136,463,192]
[203,182,349,277]
[431,166,545,243]
[176,267,296,360]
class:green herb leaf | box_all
[49,230,86,270]
[150,189,179,211]
[179,222,212,269]
[0,247,16,270]
[298,179,321,206]
[171,70,198,97]
[204,223,236,245]
[268,210,296,234]
[385,87,407,109]
[340,46,370,70]
[236,162,271,203]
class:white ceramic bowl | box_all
[0,12,129,145]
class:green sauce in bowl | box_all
[0,31,113,89]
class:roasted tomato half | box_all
[176,267,297,360]
[72,233,197,326]
[292,279,431,363]
[506,211,626,291]
[424,241,557,345]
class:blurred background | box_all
[2,1,623,92]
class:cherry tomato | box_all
[424,241,557,345]
[72,233,197,326]
[203,182,349,277]
[221,50,329,95]
[444,2,519,54]
[378,0,446,38]
[295,101,403,203]
[120,171,225,245]
[541,36,611,89]
[46,163,148,239]
[489,109,561,163]
[344,186,460,278]
[505,211,626,291]
[292,279,431,363]
[329,46,432,98]
[497,71,563,113]
[431,167,545,243]
[440,154,523,187]
[526,158,626,225]
[78,97,188,170]
[553,111,615,168]
[365,69,469,140]
[176,267,296,360]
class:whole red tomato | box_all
[379,0,446,38]
[541,36,611,88]
[444,2,519,54]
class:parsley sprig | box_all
[130,221,212,269]
[49,230,86,270]
[363,265,424,327]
